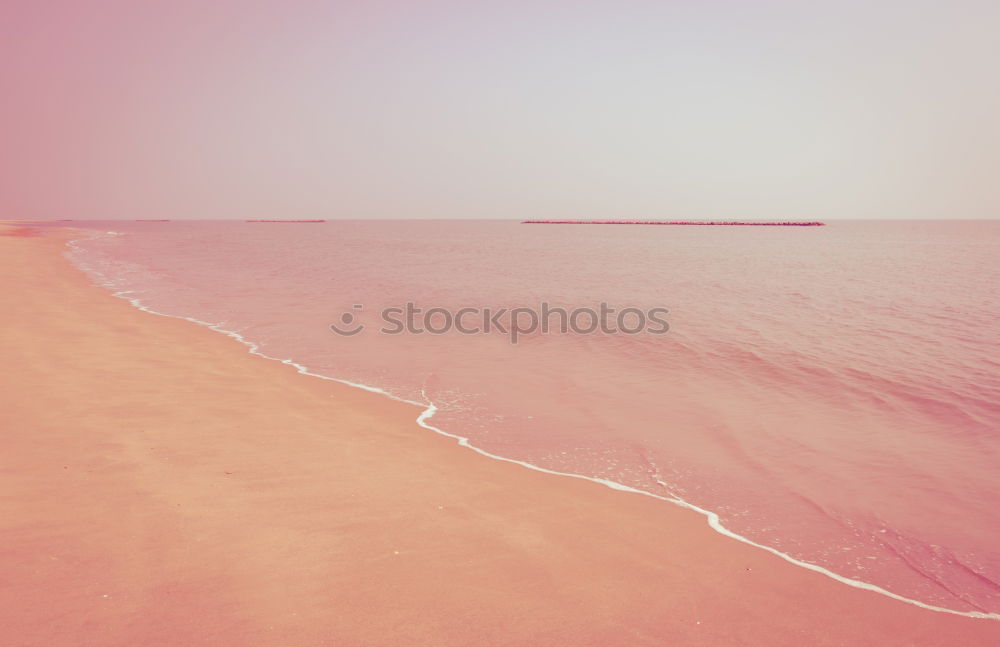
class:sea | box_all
[54,219,1000,616]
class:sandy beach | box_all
[1,223,998,646]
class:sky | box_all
[2,0,999,220]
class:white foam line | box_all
[63,232,999,622]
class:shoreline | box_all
[63,225,997,621]
[3,223,999,645]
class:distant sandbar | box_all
[522,220,825,226]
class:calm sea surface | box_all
[63,219,1000,613]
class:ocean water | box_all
[60,219,1000,615]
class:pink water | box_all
[61,219,1000,614]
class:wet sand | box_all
[1,224,998,646]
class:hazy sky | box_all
[3,1,998,220]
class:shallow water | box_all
[62,219,1000,613]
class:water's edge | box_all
[63,232,999,621]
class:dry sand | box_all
[2,224,998,646]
